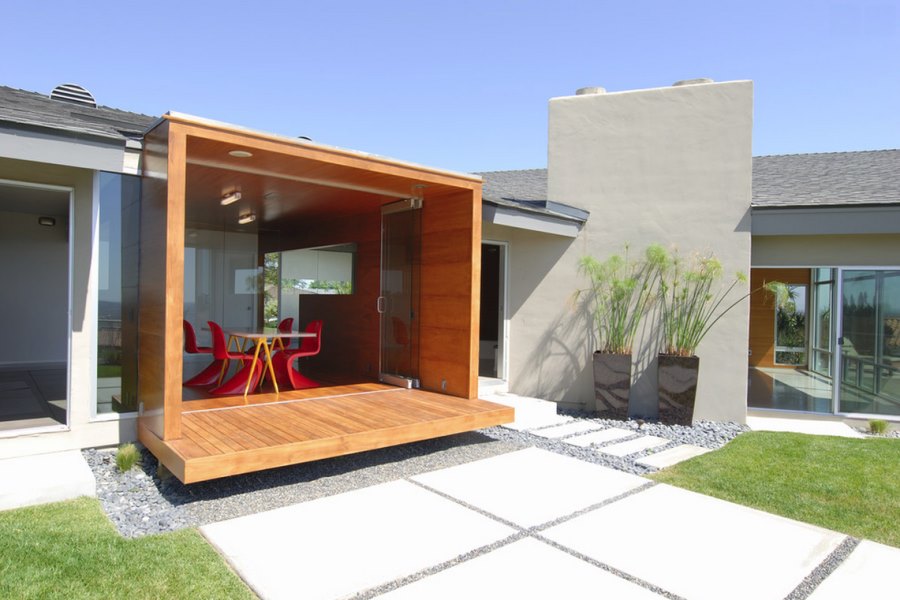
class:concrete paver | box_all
[412,447,646,528]
[635,444,711,469]
[201,480,513,600]
[564,427,634,448]
[0,450,95,511]
[378,538,664,599]
[543,483,846,600]
[598,435,669,457]
[808,541,900,599]
[530,421,603,439]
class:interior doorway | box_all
[480,241,508,380]
[0,180,71,432]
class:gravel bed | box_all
[84,410,747,537]
[84,432,524,538]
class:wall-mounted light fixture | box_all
[38,216,56,227]
[228,149,253,158]
[238,211,256,225]
[221,191,241,206]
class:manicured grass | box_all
[0,498,254,600]
[649,431,900,547]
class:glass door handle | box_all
[376,296,386,314]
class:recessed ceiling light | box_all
[229,149,253,158]
[238,211,256,225]
[220,191,241,206]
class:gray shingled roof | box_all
[480,150,900,208]
[752,150,900,207]
[0,85,156,143]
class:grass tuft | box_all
[869,419,888,435]
[649,431,900,548]
[116,443,140,473]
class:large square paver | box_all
[201,480,513,600]
[544,484,846,600]
[531,420,603,438]
[598,435,669,457]
[564,427,634,448]
[635,444,711,469]
[412,447,646,528]
[808,541,900,599]
[379,538,664,599]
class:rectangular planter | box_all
[657,354,699,425]
[593,351,631,419]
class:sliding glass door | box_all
[838,269,900,416]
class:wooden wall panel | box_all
[418,188,481,398]
[749,268,811,368]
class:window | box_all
[264,244,356,326]
[774,284,808,366]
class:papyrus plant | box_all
[657,248,756,356]
[577,245,666,354]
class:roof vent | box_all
[49,83,97,108]
[672,78,714,87]
[576,86,606,95]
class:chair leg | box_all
[209,358,265,396]
[184,359,226,387]
[287,355,320,390]
[217,358,231,386]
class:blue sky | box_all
[3,1,898,172]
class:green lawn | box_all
[0,498,254,600]
[650,431,900,547]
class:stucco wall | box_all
[752,234,900,267]
[0,157,137,459]
[499,81,753,422]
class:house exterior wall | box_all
[0,157,138,459]
[752,234,900,267]
[495,81,753,422]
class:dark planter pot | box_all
[592,351,631,419]
[657,354,699,425]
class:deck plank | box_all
[149,387,514,483]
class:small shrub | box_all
[116,443,140,472]
[869,419,889,435]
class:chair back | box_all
[299,319,323,355]
[183,320,202,353]
[207,321,229,359]
[274,317,294,349]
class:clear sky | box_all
[2,1,898,172]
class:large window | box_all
[96,172,141,414]
[810,268,834,377]
[264,244,355,326]
[774,284,807,366]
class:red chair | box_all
[271,320,322,390]
[207,321,265,396]
[183,320,220,387]
[272,317,295,351]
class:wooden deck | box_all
[139,384,514,483]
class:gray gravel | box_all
[84,411,746,537]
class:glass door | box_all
[838,269,900,416]
[378,199,421,387]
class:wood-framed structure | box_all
[137,113,512,482]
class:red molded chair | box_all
[271,320,322,390]
[272,317,295,351]
[183,320,220,387]
[207,321,265,396]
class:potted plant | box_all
[656,249,785,424]
[577,245,664,417]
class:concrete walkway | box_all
[0,450,95,511]
[201,447,899,599]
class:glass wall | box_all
[839,269,900,415]
[183,229,260,380]
[774,284,807,366]
[96,172,141,414]
[810,268,834,377]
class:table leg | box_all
[262,339,279,398]
[243,339,264,403]
[218,335,238,385]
